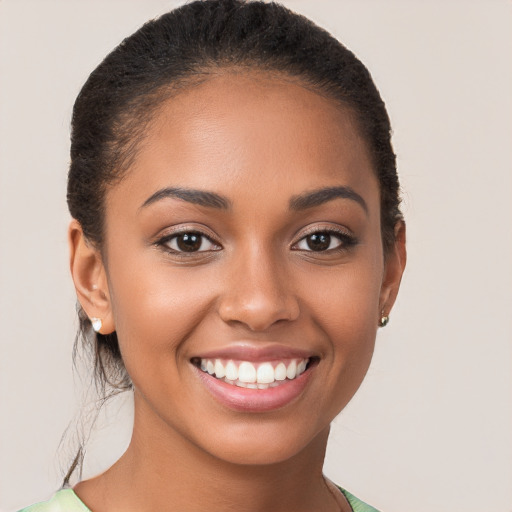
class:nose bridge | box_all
[218,239,299,331]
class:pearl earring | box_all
[91,317,102,333]
[378,314,389,327]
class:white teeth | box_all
[274,362,287,381]
[286,360,297,379]
[256,363,275,384]
[214,359,225,378]
[225,360,238,381]
[238,362,257,383]
[197,357,311,388]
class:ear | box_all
[378,220,407,322]
[68,219,115,334]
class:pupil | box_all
[307,233,330,251]
[177,233,201,252]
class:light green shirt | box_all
[19,490,89,512]
[20,487,380,512]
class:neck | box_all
[75,392,343,512]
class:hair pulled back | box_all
[65,0,401,482]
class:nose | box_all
[217,245,300,332]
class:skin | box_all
[69,70,406,512]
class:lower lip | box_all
[195,366,313,413]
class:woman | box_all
[21,0,406,510]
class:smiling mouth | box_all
[191,357,318,389]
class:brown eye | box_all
[163,232,219,253]
[305,233,331,251]
[176,233,202,252]
[294,229,356,252]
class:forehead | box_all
[112,70,378,210]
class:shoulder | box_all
[18,489,90,512]
[338,487,381,512]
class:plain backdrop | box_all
[1,1,511,511]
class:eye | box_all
[161,231,220,253]
[293,230,356,252]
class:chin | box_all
[187,419,331,467]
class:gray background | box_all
[1,1,511,510]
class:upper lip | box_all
[192,342,317,362]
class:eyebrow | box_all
[289,186,368,214]
[140,187,231,210]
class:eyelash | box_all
[156,227,357,255]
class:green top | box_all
[19,490,90,512]
[20,487,380,512]
[339,488,380,512]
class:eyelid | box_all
[155,223,220,240]
[292,223,354,242]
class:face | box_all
[81,71,402,466]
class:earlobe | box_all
[378,220,407,324]
[68,220,115,334]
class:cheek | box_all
[105,249,217,371]
[307,254,382,334]
[306,254,383,390]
